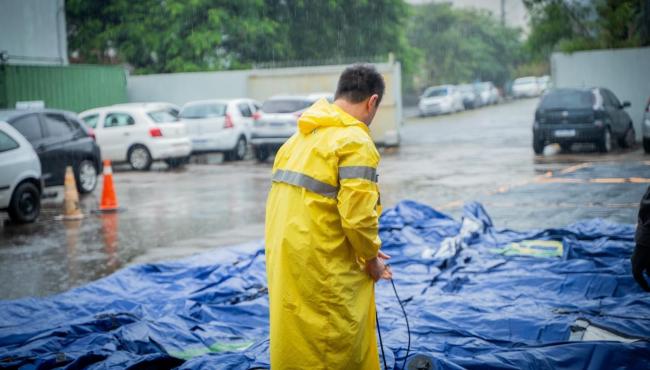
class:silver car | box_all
[0,121,42,223]
[251,93,333,162]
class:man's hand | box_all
[366,251,392,282]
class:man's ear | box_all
[368,94,379,111]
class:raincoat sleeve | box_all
[336,137,381,261]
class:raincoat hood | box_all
[298,99,369,135]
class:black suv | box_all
[533,88,635,154]
[0,109,102,193]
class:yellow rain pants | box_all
[265,98,382,370]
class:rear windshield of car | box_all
[424,88,448,97]
[148,110,179,123]
[180,104,227,119]
[540,90,594,110]
[262,99,311,113]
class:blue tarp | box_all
[1,200,649,369]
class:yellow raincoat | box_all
[265,99,382,369]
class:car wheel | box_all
[128,145,152,171]
[618,125,636,148]
[644,138,650,154]
[230,136,247,161]
[597,127,613,153]
[533,136,544,155]
[76,159,98,194]
[253,145,270,162]
[8,182,40,224]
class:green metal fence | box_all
[0,64,127,113]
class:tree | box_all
[407,3,524,89]
[523,0,650,61]
[66,0,417,76]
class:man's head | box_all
[334,64,385,126]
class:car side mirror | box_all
[621,101,631,109]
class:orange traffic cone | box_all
[98,160,120,212]
[60,166,84,220]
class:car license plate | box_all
[555,129,576,138]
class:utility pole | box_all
[501,0,506,26]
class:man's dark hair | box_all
[335,64,385,105]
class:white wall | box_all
[551,47,650,139]
[0,0,68,65]
[127,70,249,105]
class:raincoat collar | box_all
[298,99,369,135]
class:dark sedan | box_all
[0,109,102,193]
[533,88,635,154]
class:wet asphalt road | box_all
[1,97,648,300]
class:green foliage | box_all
[66,0,417,75]
[407,3,524,89]
[523,0,650,61]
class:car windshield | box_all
[262,99,311,113]
[424,88,448,97]
[148,110,179,123]
[540,90,594,109]
[180,103,227,119]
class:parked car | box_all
[180,99,259,160]
[477,82,500,105]
[643,98,650,153]
[251,93,332,162]
[512,77,542,98]
[532,87,635,154]
[457,84,482,109]
[80,104,191,171]
[0,109,101,193]
[537,75,551,92]
[0,121,43,223]
[418,85,464,116]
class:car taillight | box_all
[87,127,96,141]
[224,114,234,129]
[149,127,163,137]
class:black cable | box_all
[376,308,388,370]
[391,278,411,370]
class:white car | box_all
[477,82,500,105]
[180,99,259,160]
[0,121,42,223]
[537,75,551,93]
[512,77,542,98]
[79,104,192,171]
[418,85,465,116]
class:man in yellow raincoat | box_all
[265,64,392,369]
